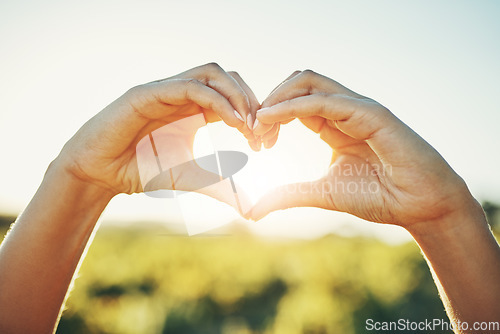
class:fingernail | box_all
[234,110,245,122]
[247,114,254,129]
[252,118,259,130]
[258,107,269,113]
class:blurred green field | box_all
[3,204,499,333]
[7,213,495,334]
[42,224,453,334]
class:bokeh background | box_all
[1,0,500,333]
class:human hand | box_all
[250,70,478,233]
[52,63,259,210]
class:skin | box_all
[251,69,500,333]
[0,64,498,333]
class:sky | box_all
[1,0,499,242]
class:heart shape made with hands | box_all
[134,69,392,235]
[135,109,332,235]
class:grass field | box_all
[6,222,448,334]
[8,211,489,333]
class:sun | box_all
[193,121,332,207]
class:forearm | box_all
[410,199,500,333]
[0,162,113,333]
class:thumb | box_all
[249,179,329,221]
[195,176,253,218]
[143,160,252,217]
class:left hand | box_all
[250,70,476,234]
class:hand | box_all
[250,70,477,232]
[53,63,259,210]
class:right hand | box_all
[53,63,259,212]
[250,70,479,233]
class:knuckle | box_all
[297,70,318,93]
[320,93,334,106]
[301,69,317,78]
[312,93,329,115]
[185,78,199,86]
[126,84,144,96]
[363,98,390,117]
[182,79,202,100]
[204,62,224,73]
[122,84,154,115]
[183,78,201,91]
[227,71,241,78]
[124,84,148,103]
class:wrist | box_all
[406,195,500,326]
[406,192,488,242]
[406,195,495,286]
[43,159,115,215]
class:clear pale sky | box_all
[1,0,499,242]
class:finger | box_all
[263,132,279,149]
[279,118,295,125]
[256,93,385,142]
[252,115,275,136]
[266,70,302,101]
[257,118,283,149]
[248,138,262,152]
[257,93,415,164]
[226,71,262,149]
[98,78,243,156]
[256,94,365,136]
[250,71,301,140]
[202,107,256,147]
[151,78,244,126]
[261,69,358,109]
[262,123,280,149]
[298,116,325,133]
[228,71,260,131]
[298,116,360,152]
[249,180,329,221]
[262,122,279,141]
[253,71,301,143]
[179,63,250,125]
